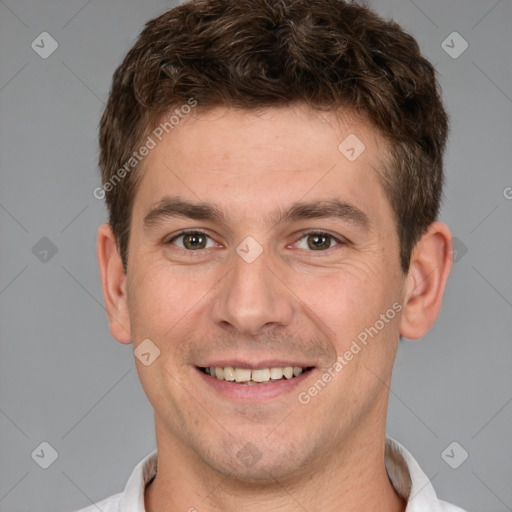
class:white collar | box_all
[118,437,463,511]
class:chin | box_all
[198,434,317,484]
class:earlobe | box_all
[97,223,132,344]
[399,221,453,340]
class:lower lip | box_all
[195,367,314,401]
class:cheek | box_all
[127,262,209,338]
[290,259,400,354]
[293,264,402,410]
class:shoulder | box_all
[72,492,122,512]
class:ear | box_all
[97,223,132,344]
[400,221,453,340]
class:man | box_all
[79,0,466,510]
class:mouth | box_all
[197,365,314,385]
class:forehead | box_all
[149,105,383,169]
[133,105,393,229]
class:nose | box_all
[210,248,294,336]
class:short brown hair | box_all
[99,0,449,273]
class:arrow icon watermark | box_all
[236,236,263,263]
[31,441,59,469]
[338,134,365,162]
[134,338,161,366]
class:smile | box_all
[198,366,314,384]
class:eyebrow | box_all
[143,196,371,232]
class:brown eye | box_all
[296,232,341,251]
[307,234,332,250]
[170,231,214,250]
[183,233,207,250]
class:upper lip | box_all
[196,360,314,369]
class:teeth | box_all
[223,367,235,381]
[252,368,270,382]
[234,368,251,382]
[203,365,308,384]
[283,367,294,379]
[270,367,283,380]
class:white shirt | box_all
[75,438,467,512]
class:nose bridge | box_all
[211,246,293,335]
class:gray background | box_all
[0,0,511,511]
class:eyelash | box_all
[165,229,346,252]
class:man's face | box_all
[124,105,407,480]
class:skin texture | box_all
[97,105,453,512]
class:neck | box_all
[144,418,405,512]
